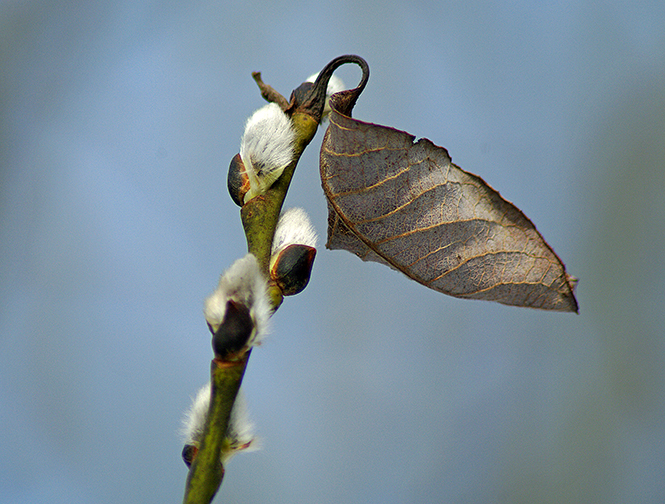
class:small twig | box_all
[252,72,290,111]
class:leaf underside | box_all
[320,94,578,313]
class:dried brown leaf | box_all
[320,88,578,313]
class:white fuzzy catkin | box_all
[203,253,271,345]
[306,72,345,120]
[181,383,257,464]
[271,208,317,258]
[239,102,296,203]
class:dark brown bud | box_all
[227,153,250,207]
[212,299,253,359]
[270,244,316,296]
[182,444,198,468]
[287,81,315,114]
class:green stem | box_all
[181,56,366,503]
[182,356,249,504]
[241,111,319,274]
[181,103,320,504]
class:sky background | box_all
[2,1,664,503]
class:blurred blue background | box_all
[2,1,664,503]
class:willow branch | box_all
[182,70,324,504]
[181,55,368,504]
